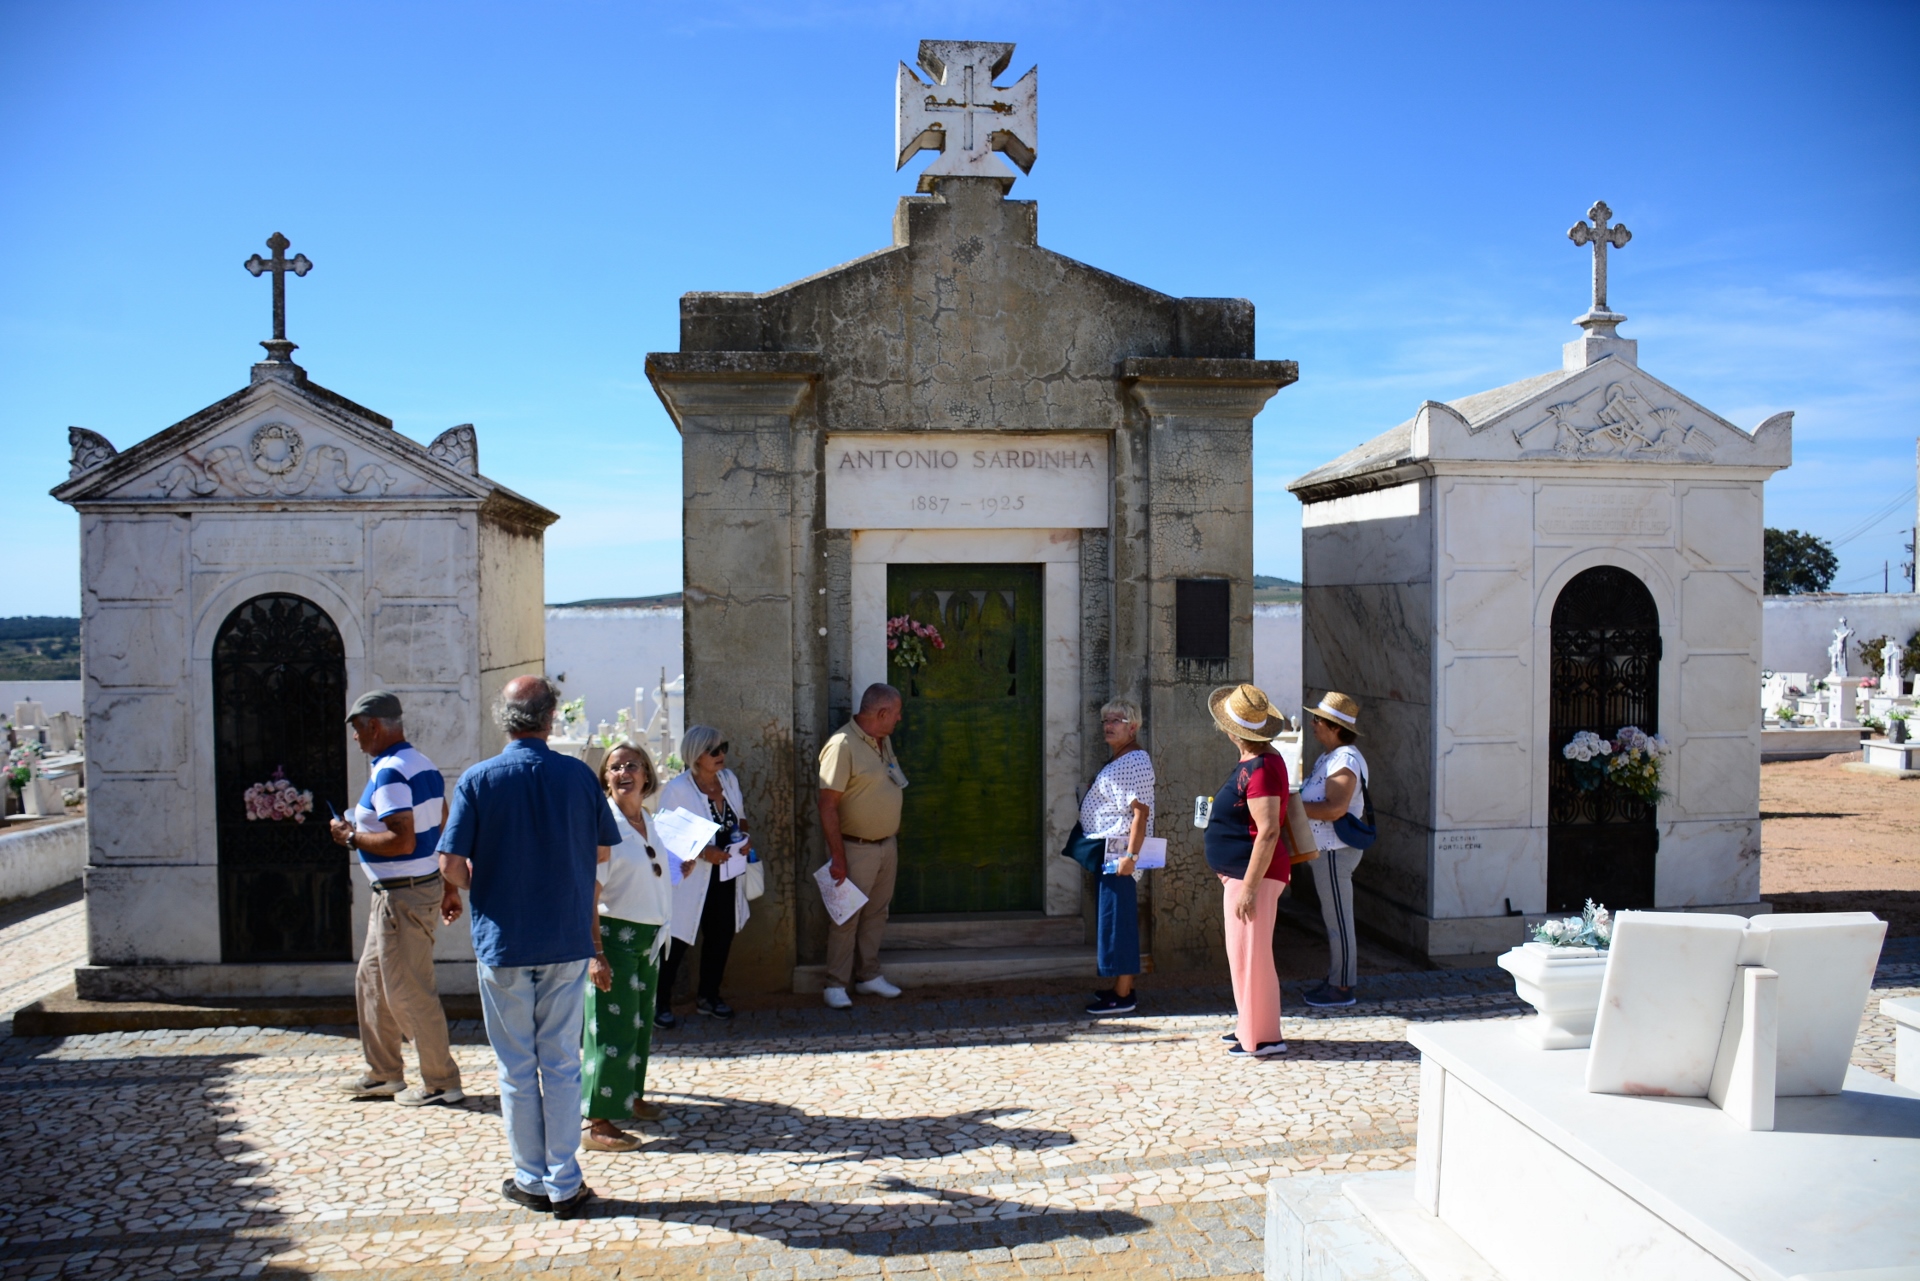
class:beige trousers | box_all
[825,836,897,988]
[356,877,461,1091]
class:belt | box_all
[843,835,894,845]
[371,872,442,891]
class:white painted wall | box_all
[1762,593,1920,678]
[544,606,684,740]
[0,818,86,902]
[1,681,84,720]
[1252,603,1302,721]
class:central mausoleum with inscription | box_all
[647,40,1296,994]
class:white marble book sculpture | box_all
[1585,910,1885,1131]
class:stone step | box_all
[791,944,1110,993]
[882,912,1086,950]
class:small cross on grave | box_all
[1568,201,1632,320]
[896,40,1037,193]
[244,231,313,363]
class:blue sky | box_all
[3,0,1916,613]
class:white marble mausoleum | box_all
[1289,204,1793,965]
[52,241,555,998]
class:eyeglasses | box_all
[607,761,647,774]
[708,743,729,757]
[1101,717,1132,727]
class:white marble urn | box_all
[1497,941,1611,1049]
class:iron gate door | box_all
[886,563,1044,914]
[213,594,352,962]
[1547,565,1660,913]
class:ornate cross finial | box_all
[244,231,312,363]
[896,40,1037,194]
[1568,201,1631,320]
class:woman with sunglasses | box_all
[656,725,752,1023]
[581,743,676,1150]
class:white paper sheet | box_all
[814,861,870,926]
[717,839,750,882]
[1104,835,1167,874]
[652,807,722,863]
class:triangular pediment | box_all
[1437,358,1788,468]
[53,372,552,527]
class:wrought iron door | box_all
[213,594,351,962]
[1547,566,1660,912]
[886,564,1044,914]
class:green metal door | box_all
[887,563,1044,913]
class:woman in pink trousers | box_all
[1202,684,1292,1058]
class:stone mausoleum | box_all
[648,41,1296,994]
[53,236,554,999]
[1290,203,1792,965]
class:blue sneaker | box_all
[1303,983,1357,1008]
[1085,992,1136,1015]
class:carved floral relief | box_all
[157,422,396,498]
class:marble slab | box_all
[1736,912,1885,1095]
[1585,911,1750,1097]
[1410,1019,1920,1281]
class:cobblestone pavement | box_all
[1,918,1912,1281]
[0,882,85,1032]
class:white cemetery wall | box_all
[478,517,546,728]
[544,605,684,738]
[0,682,84,721]
[1251,603,1302,721]
[1762,592,1920,683]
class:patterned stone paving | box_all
[0,891,1911,1279]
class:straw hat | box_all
[1208,684,1288,742]
[1304,691,1362,736]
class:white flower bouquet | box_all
[1560,725,1670,804]
[1531,899,1613,950]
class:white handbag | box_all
[741,852,767,901]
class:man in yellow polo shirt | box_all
[816,683,908,1010]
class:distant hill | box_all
[0,617,81,680]
[1253,575,1302,604]
[548,593,684,609]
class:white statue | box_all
[1828,617,1853,679]
[1884,638,1907,700]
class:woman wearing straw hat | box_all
[1299,692,1370,1009]
[1203,683,1293,1058]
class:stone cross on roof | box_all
[244,231,312,363]
[1568,201,1632,327]
[896,40,1037,194]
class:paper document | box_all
[717,839,750,882]
[1104,836,1167,874]
[652,807,722,864]
[814,861,870,926]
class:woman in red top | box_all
[1202,684,1291,1058]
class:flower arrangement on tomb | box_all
[5,742,44,792]
[557,697,587,739]
[243,766,314,823]
[1530,899,1613,950]
[1561,725,1670,804]
[886,615,946,672]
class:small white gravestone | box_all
[1883,638,1907,701]
[12,701,46,729]
[1737,913,1886,1095]
[1585,912,1750,1099]
[45,711,78,754]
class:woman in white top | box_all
[582,743,678,1152]
[1080,699,1154,1016]
[656,725,752,1024]
[1299,691,1370,1008]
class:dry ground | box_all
[1762,752,1920,934]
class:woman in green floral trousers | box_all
[582,744,682,1151]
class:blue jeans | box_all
[477,959,589,1200]
[1096,873,1141,977]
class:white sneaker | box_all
[822,986,853,1009]
[854,976,902,999]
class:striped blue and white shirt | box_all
[352,741,445,884]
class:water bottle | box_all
[1193,795,1212,828]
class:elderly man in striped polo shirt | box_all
[329,690,463,1106]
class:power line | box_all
[1831,485,1918,549]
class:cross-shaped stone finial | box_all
[1568,201,1631,322]
[244,231,312,364]
[896,40,1037,194]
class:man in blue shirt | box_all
[439,675,618,1218]
[329,690,461,1107]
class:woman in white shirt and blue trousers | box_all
[1082,699,1155,1016]
[1300,691,1370,1009]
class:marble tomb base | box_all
[1266,1018,1920,1281]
